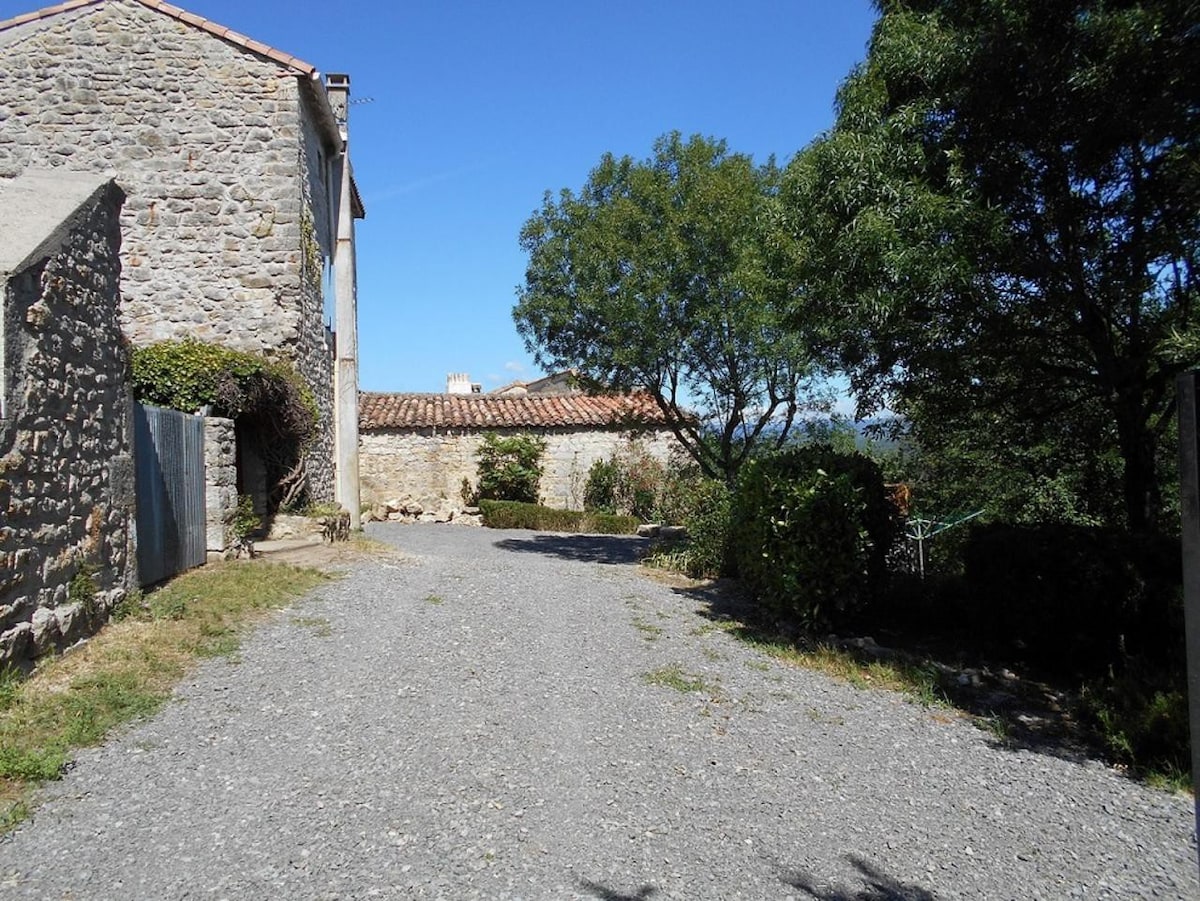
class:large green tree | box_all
[786,0,1199,532]
[515,133,830,481]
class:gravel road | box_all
[0,523,1196,899]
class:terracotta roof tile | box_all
[360,392,672,431]
[0,0,319,76]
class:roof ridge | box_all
[0,0,319,75]
[359,390,669,431]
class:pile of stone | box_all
[265,514,326,540]
[360,498,482,527]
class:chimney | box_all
[325,73,350,135]
[446,373,482,394]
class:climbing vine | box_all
[300,209,323,290]
[130,339,318,446]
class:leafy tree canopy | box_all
[784,0,1199,533]
[515,132,832,482]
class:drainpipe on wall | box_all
[326,73,361,529]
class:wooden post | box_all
[1175,370,1200,872]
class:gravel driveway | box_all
[0,523,1196,899]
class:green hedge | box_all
[730,445,896,628]
[479,500,639,534]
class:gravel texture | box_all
[0,523,1196,900]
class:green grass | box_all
[424,594,445,605]
[291,615,333,637]
[0,560,329,829]
[689,619,738,637]
[1145,765,1192,794]
[642,549,693,573]
[642,664,716,695]
[632,616,663,641]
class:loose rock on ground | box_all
[0,523,1194,899]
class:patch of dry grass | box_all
[0,560,329,830]
[743,640,946,707]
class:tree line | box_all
[513,0,1199,538]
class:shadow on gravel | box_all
[493,534,648,565]
[671,579,1101,771]
[577,879,658,900]
[786,854,938,900]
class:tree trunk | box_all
[1114,392,1161,535]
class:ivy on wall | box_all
[130,338,318,448]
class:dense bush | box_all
[582,443,666,521]
[479,500,638,534]
[962,524,1181,673]
[476,433,546,503]
[652,470,732,578]
[730,445,896,629]
[583,458,620,513]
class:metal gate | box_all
[134,403,206,586]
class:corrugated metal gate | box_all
[134,403,206,586]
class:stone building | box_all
[0,0,364,513]
[0,170,137,666]
[491,370,581,397]
[358,390,681,517]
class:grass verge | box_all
[754,641,946,708]
[0,560,329,830]
[669,576,1191,792]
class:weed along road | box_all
[0,523,1195,899]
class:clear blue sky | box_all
[2,0,879,394]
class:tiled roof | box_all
[360,392,673,431]
[0,0,318,75]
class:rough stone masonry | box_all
[0,171,137,666]
[0,0,349,499]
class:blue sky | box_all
[2,0,879,394]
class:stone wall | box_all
[0,0,339,499]
[296,86,336,501]
[360,427,680,517]
[0,179,135,666]
[203,416,237,555]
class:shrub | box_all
[587,512,641,535]
[1081,658,1190,781]
[730,445,896,629]
[583,458,620,513]
[479,500,638,534]
[681,480,733,578]
[651,469,732,578]
[583,443,667,521]
[231,495,260,540]
[476,433,546,504]
[962,524,1181,673]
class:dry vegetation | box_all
[0,560,332,829]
